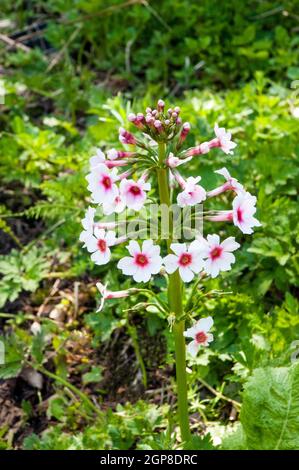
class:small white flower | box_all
[184,316,214,356]
[163,241,204,282]
[86,164,119,205]
[232,191,262,234]
[120,178,151,211]
[79,206,96,245]
[117,240,162,283]
[177,176,206,207]
[197,234,240,278]
[214,123,237,155]
[84,228,116,265]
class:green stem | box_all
[156,142,191,443]
[35,365,104,420]
[126,315,148,388]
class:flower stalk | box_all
[156,142,191,443]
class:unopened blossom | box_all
[178,122,191,144]
[166,153,192,168]
[120,177,151,211]
[163,241,204,282]
[197,234,240,278]
[96,282,140,311]
[117,240,162,283]
[175,174,206,207]
[79,206,96,245]
[210,123,237,155]
[184,317,214,357]
[86,164,119,204]
[207,167,244,197]
[232,191,261,234]
[119,127,136,145]
[186,141,210,157]
[107,148,135,160]
[84,227,117,265]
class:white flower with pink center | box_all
[84,227,116,265]
[163,241,204,283]
[79,206,96,245]
[120,178,151,211]
[232,191,261,234]
[117,240,162,283]
[212,124,237,155]
[86,164,119,205]
[177,176,206,207]
[198,234,240,278]
[184,317,214,357]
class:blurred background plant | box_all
[0,0,298,450]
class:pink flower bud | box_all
[179,122,191,143]
[172,112,178,119]
[146,107,152,114]
[128,113,136,122]
[119,127,136,145]
[174,106,181,114]
[145,114,154,125]
[165,119,170,125]
[154,119,162,130]
[157,99,165,111]
[137,112,144,122]
[167,108,173,115]
[176,117,182,126]
[152,109,158,117]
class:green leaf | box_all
[240,363,299,450]
[82,366,103,384]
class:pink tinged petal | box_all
[215,167,231,180]
[149,256,163,274]
[105,230,117,246]
[94,227,106,239]
[179,266,194,282]
[204,258,220,278]
[133,268,152,283]
[189,254,205,273]
[207,234,220,246]
[117,256,138,275]
[142,239,160,256]
[127,240,141,256]
[187,340,199,357]
[196,316,213,333]
[163,254,178,274]
[220,237,240,252]
[184,325,198,339]
[170,243,187,256]
[188,239,204,254]
[84,234,99,253]
[91,248,111,265]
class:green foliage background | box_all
[0,0,299,450]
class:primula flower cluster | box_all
[80,100,261,356]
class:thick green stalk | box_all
[156,142,191,443]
